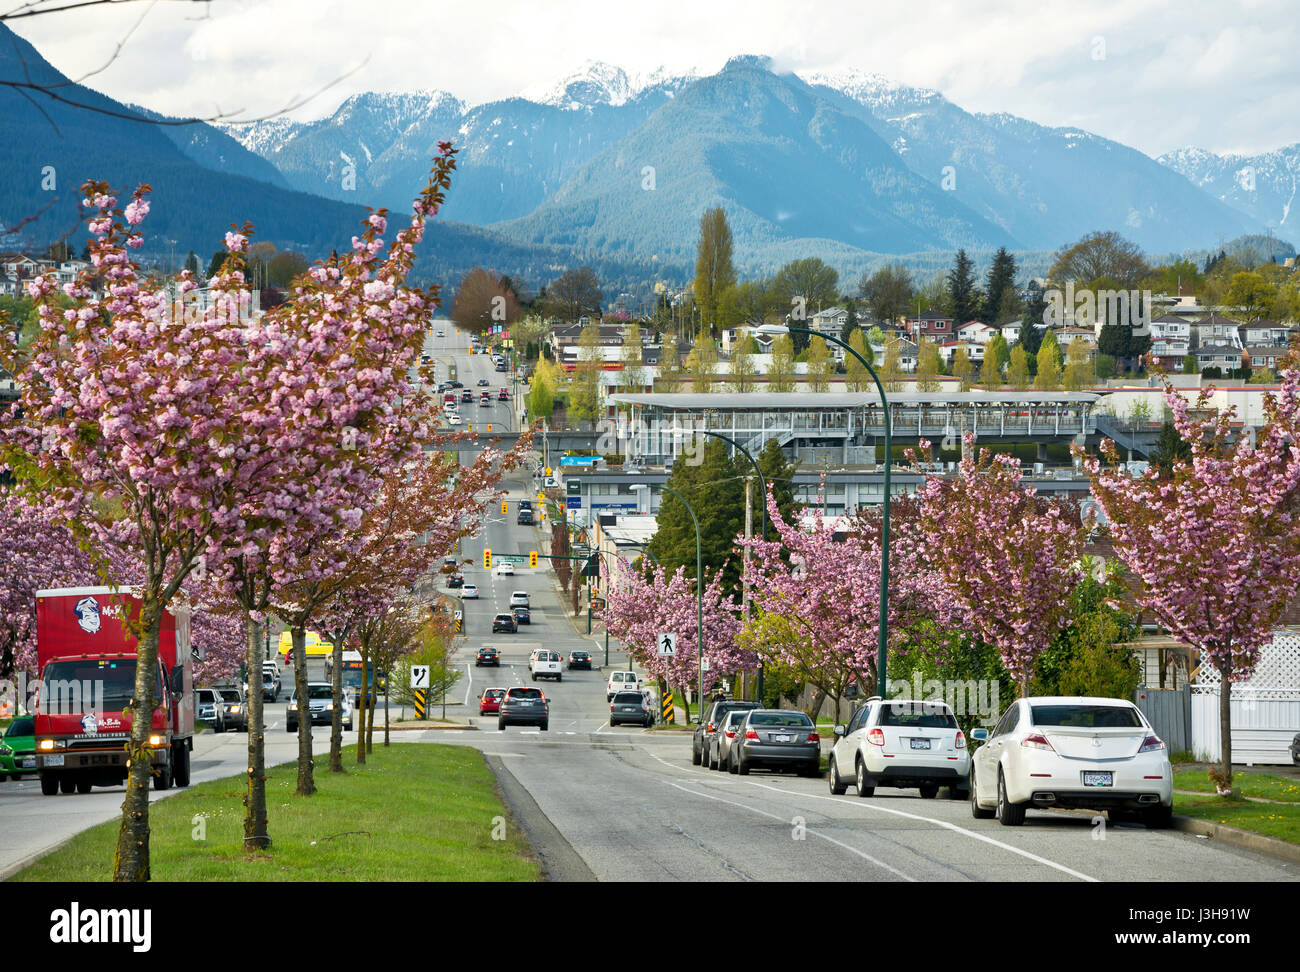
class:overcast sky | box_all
[8,0,1297,158]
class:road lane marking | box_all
[740,778,1099,883]
[661,779,915,881]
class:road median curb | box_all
[386,722,478,731]
[484,754,596,882]
[1171,814,1300,863]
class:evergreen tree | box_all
[184,251,200,276]
[1183,353,1198,375]
[646,439,746,594]
[1148,420,1192,480]
[693,207,736,333]
[982,247,1017,323]
[946,249,981,323]
[1018,318,1044,357]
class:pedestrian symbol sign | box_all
[657,633,677,656]
[411,665,430,689]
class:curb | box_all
[1171,814,1300,864]
[0,834,78,882]
[484,754,596,882]
[386,723,478,731]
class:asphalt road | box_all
[423,321,520,434]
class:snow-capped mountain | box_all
[1159,144,1300,233]
[525,60,698,110]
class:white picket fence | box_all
[1190,630,1300,765]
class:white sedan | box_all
[460,585,479,599]
[446,413,463,426]
[495,562,514,575]
[969,696,1173,828]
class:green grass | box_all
[1174,768,1300,803]
[9,743,542,882]
[1173,792,1300,845]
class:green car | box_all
[1,716,37,781]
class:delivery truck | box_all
[33,587,195,795]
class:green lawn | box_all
[1174,768,1300,803]
[1173,792,1300,845]
[9,743,541,882]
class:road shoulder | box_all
[485,753,597,881]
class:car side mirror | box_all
[832,724,846,737]
[970,728,988,742]
[169,667,184,695]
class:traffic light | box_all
[529,550,538,568]
[482,548,492,569]
[501,500,508,514]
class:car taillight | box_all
[866,727,885,746]
[744,729,759,740]
[807,732,819,743]
[954,731,966,749]
[707,722,715,733]
[1021,733,1055,751]
[610,704,614,712]
[1139,735,1165,753]
[725,730,735,738]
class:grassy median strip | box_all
[10,743,542,882]
[1173,792,1300,845]
[1173,768,1300,803]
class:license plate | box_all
[773,734,792,743]
[44,755,64,767]
[910,738,931,750]
[519,700,533,706]
[1083,771,1113,787]
[21,757,36,768]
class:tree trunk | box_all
[114,598,162,882]
[243,615,270,850]
[1218,659,1233,794]
[366,690,376,754]
[384,676,391,747]
[292,625,315,796]
[808,688,826,723]
[357,657,369,759]
[328,637,344,773]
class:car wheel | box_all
[728,751,738,775]
[154,761,173,791]
[708,745,719,770]
[855,758,874,798]
[40,772,59,795]
[1143,803,1174,830]
[609,719,616,727]
[498,720,505,731]
[692,743,702,766]
[829,755,848,795]
[540,722,548,732]
[59,775,75,794]
[76,778,92,794]
[645,717,653,729]
[997,768,1025,826]
[286,720,295,732]
[970,766,994,818]
[173,743,191,788]
[737,754,750,775]
[918,783,939,799]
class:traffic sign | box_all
[411,665,430,689]
[657,633,677,656]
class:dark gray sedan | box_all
[609,690,653,727]
[729,709,821,777]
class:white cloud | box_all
[8,0,1298,156]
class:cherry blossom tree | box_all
[915,433,1087,696]
[601,560,744,720]
[1077,375,1300,792]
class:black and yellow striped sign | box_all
[414,689,426,719]
[455,616,462,632]
[661,691,674,723]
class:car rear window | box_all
[485,689,505,698]
[748,712,814,727]
[878,702,959,729]
[614,692,644,703]
[509,688,543,700]
[721,710,749,727]
[1030,704,1142,728]
[219,690,240,703]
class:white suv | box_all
[529,649,563,681]
[509,591,529,609]
[606,670,641,702]
[828,697,969,799]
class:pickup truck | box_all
[529,649,563,682]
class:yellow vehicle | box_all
[277,630,334,663]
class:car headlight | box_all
[0,743,11,756]
[148,734,163,746]
[39,739,54,750]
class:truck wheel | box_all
[154,761,173,791]
[59,775,75,794]
[76,778,93,794]
[40,773,59,796]
[173,742,191,787]
[556,674,562,682]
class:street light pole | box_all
[785,325,893,699]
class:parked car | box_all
[196,688,226,732]
[1292,732,1300,766]
[509,591,529,609]
[511,606,531,625]
[0,716,37,780]
[829,697,968,799]
[476,646,501,667]
[728,709,821,777]
[492,614,518,634]
[709,709,751,772]
[693,697,762,766]
[261,663,281,702]
[543,477,560,489]
[606,670,641,702]
[969,696,1173,828]
[496,562,515,575]
[610,690,653,728]
[479,688,506,716]
[529,649,563,681]
[461,585,480,599]
[567,650,592,670]
[287,683,352,732]
[217,687,248,732]
[498,686,549,731]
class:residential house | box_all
[0,275,17,297]
[1240,319,1290,347]
[1191,314,1243,350]
[808,306,848,336]
[1147,314,1191,369]
[0,252,41,280]
[937,339,985,365]
[56,260,90,285]
[999,320,1025,343]
[1194,343,1243,372]
[1243,346,1287,374]
[908,310,955,343]
[956,320,995,345]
